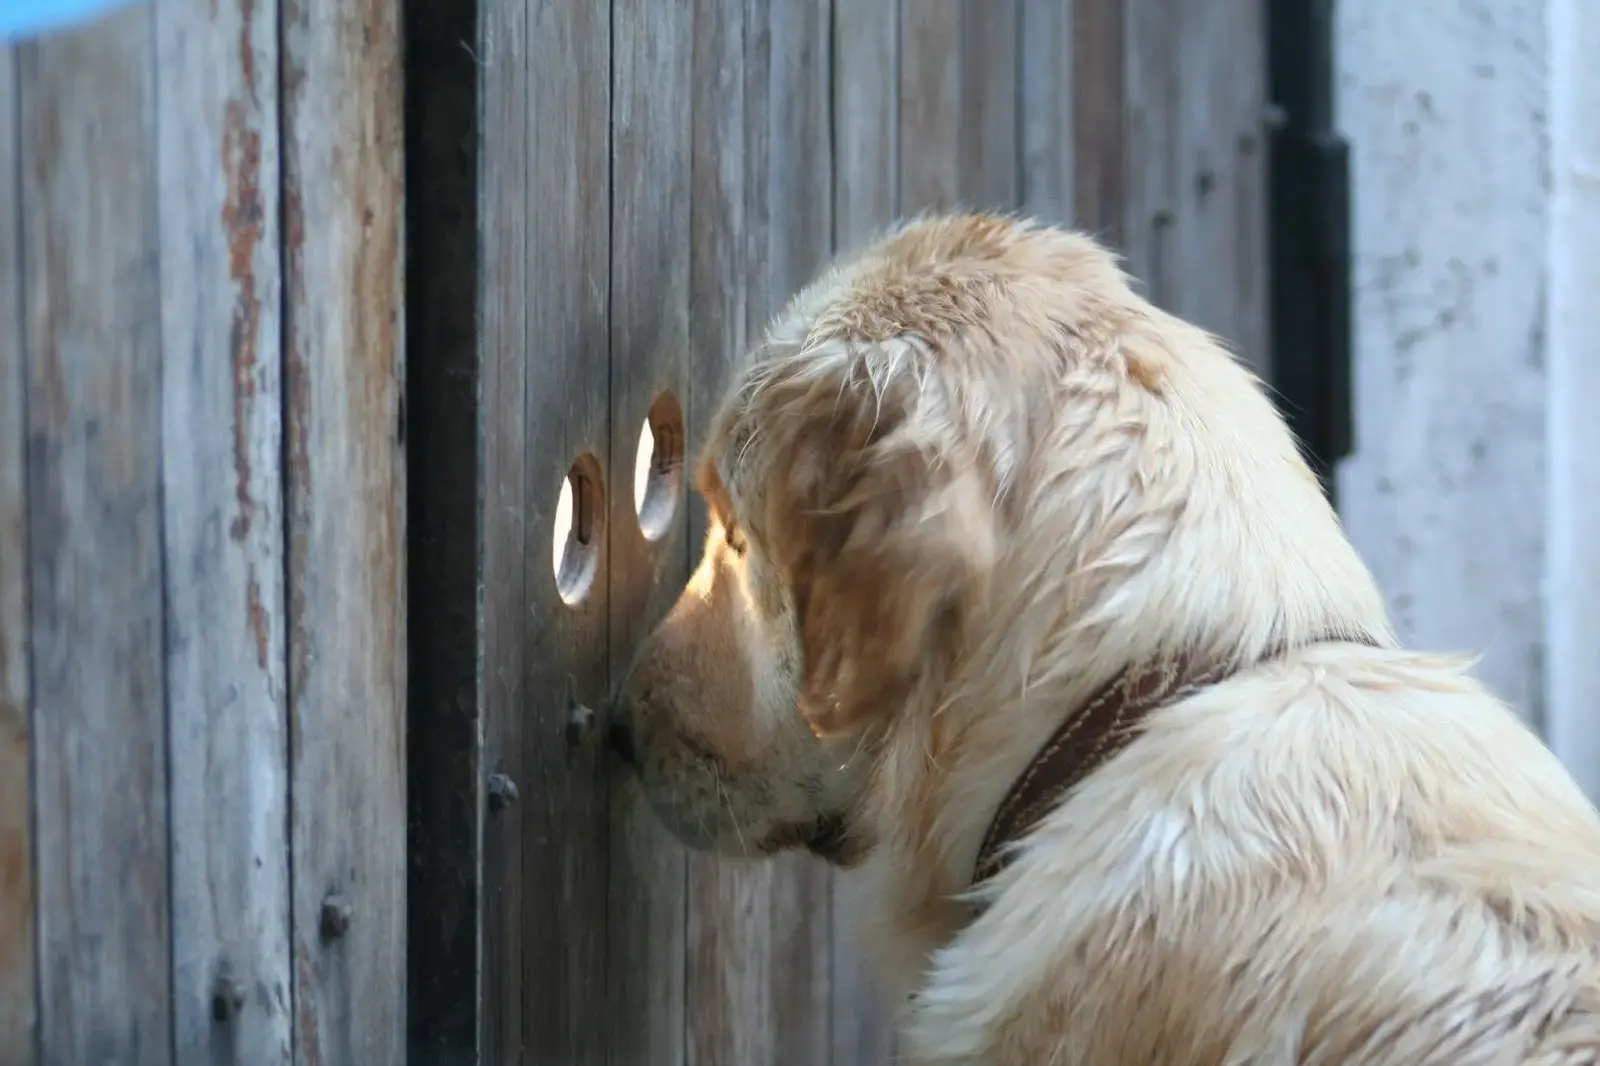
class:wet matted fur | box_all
[612,213,1600,1065]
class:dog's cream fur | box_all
[615,214,1600,1064]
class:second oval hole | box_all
[633,391,685,541]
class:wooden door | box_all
[406,0,1268,1062]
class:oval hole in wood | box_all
[632,390,684,542]
[552,451,605,605]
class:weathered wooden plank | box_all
[1073,0,1127,249]
[832,0,899,251]
[898,0,1020,215]
[898,0,962,211]
[0,42,35,1066]
[279,0,407,1060]
[959,0,1020,211]
[607,1,692,1064]
[828,6,902,1061]
[517,0,612,1061]
[1122,0,1269,368]
[1174,0,1270,372]
[17,9,171,1063]
[686,1,775,1063]
[1019,0,1075,223]
[476,0,530,1060]
[828,872,895,1066]
[1123,0,1180,305]
[154,0,292,1061]
[763,0,833,302]
[403,0,484,1057]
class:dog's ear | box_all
[732,338,998,737]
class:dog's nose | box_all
[607,694,637,767]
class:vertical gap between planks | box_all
[273,0,297,1050]
[896,0,911,220]
[20,37,38,1055]
[895,1,912,209]
[604,0,617,1052]
[826,0,838,1034]
[1014,0,1025,212]
[1,35,40,1066]
[516,0,535,1046]
[824,6,846,1052]
[680,1,696,1061]
[402,0,486,1050]
[148,3,178,1060]
[827,0,838,258]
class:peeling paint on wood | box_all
[156,0,293,1059]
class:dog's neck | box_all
[853,533,1393,994]
[856,634,1378,997]
[845,331,1398,995]
[967,631,1383,896]
[967,649,1232,889]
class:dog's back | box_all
[903,645,1600,1064]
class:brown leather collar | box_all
[971,635,1376,887]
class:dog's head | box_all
[612,217,1068,864]
[610,213,1383,869]
[612,334,1005,863]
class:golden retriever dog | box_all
[610,213,1600,1064]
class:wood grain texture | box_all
[1123,0,1181,305]
[403,0,484,1057]
[1123,0,1269,368]
[1019,0,1075,223]
[0,42,35,1066]
[832,0,899,252]
[898,0,1020,215]
[517,1,611,1062]
[17,9,172,1062]
[476,0,530,1060]
[154,0,293,1060]
[1073,0,1126,248]
[279,0,407,1060]
[828,6,901,1061]
[1176,0,1269,372]
[958,0,1019,211]
[897,0,962,211]
[607,2,692,1064]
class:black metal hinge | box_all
[1267,0,1353,501]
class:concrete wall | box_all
[1545,0,1600,799]
[1335,0,1598,797]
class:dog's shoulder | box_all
[900,649,1600,1065]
